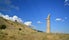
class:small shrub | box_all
[5,33,8,35]
[37,30,43,32]
[0,25,6,29]
[19,28,22,31]
[15,20,17,22]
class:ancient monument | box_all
[46,14,50,33]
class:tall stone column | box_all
[46,14,50,33]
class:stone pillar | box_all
[46,14,50,33]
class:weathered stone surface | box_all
[46,14,50,33]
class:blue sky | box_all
[0,0,69,33]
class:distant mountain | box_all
[0,17,69,40]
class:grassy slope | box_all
[0,17,69,40]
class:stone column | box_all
[46,14,50,33]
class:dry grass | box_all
[0,17,69,40]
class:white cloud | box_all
[11,15,23,23]
[0,13,35,28]
[56,18,62,21]
[64,0,69,6]
[55,17,68,22]
[37,21,42,24]
[65,0,69,2]
[0,13,23,23]
[24,21,32,26]
[24,21,35,29]
[55,18,64,22]
[24,21,36,29]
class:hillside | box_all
[0,17,69,40]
